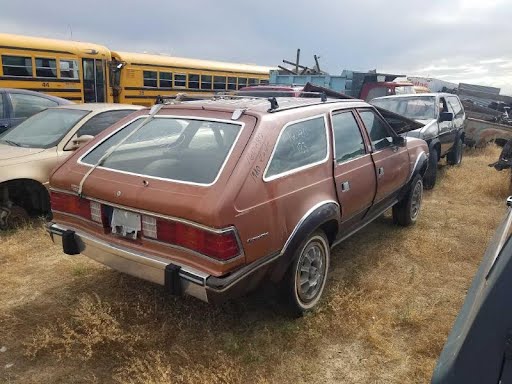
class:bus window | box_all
[189,74,200,89]
[95,60,106,102]
[214,76,227,90]
[160,72,172,88]
[174,73,186,88]
[238,78,247,89]
[249,78,259,86]
[2,55,33,77]
[35,58,57,78]
[228,77,237,90]
[60,59,79,79]
[201,75,212,90]
[143,71,157,87]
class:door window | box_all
[0,95,4,119]
[2,55,33,77]
[332,111,366,163]
[95,60,105,102]
[265,116,328,180]
[77,110,135,136]
[10,93,58,118]
[359,110,393,150]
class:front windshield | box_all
[371,96,437,121]
[0,108,89,148]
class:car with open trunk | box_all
[46,95,428,314]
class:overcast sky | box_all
[2,0,512,93]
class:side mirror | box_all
[439,111,454,122]
[65,134,94,151]
[393,135,406,147]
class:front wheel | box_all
[447,137,463,165]
[283,231,330,316]
[393,175,423,227]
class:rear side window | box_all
[81,117,242,185]
[265,116,328,180]
[77,110,135,136]
[10,93,58,118]
[2,55,32,77]
[359,110,393,150]
[332,112,366,162]
[447,96,464,117]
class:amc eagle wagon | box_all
[47,96,428,314]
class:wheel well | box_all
[320,219,338,246]
[0,179,50,216]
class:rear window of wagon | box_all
[80,116,243,185]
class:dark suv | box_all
[47,96,429,314]
[371,93,465,189]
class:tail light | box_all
[51,191,91,220]
[50,192,107,226]
[142,215,241,261]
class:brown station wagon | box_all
[47,96,429,314]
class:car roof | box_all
[50,103,144,112]
[159,97,369,116]
[1,88,72,104]
[372,93,458,100]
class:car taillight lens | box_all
[142,215,241,261]
[50,191,91,220]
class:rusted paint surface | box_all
[465,118,512,147]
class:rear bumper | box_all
[46,223,270,303]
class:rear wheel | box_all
[423,147,438,190]
[447,137,463,165]
[393,175,423,227]
[283,231,330,316]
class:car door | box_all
[438,96,453,155]
[0,91,9,133]
[331,110,377,228]
[357,108,409,210]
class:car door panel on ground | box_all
[357,109,409,207]
[331,110,377,227]
[438,97,454,155]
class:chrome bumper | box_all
[47,223,209,302]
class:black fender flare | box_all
[269,201,340,282]
[429,138,441,161]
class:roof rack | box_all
[154,91,329,112]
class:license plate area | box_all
[111,208,141,240]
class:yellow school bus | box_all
[110,51,272,105]
[0,33,272,105]
[0,33,113,102]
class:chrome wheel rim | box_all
[411,181,423,219]
[296,241,326,304]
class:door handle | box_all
[377,167,384,177]
[341,181,350,192]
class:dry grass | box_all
[0,145,509,383]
